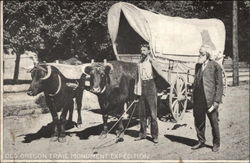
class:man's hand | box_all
[213,102,219,110]
[208,102,219,113]
[134,95,141,103]
[134,99,139,103]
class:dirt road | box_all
[2,83,249,161]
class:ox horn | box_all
[41,65,52,80]
[26,65,35,73]
[103,59,107,64]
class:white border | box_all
[0,1,249,162]
[0,0,4,162]
[0,160,249,163]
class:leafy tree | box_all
[3,0,250,83]
[195,1,250,62]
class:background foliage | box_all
[3,0,250,63]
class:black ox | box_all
[83,61,138,142]
[27,63,85,142]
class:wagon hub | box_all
[177,94,186,101]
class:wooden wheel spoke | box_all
[181,88,186,95]
[181,82,185,92]
[179,80,184,90]
[174,82,177,89]
[176,78,180,93]
[176,102,179,114]
[172,99,178,109]
[176,78,184,94]
[180,101,185,110]
[173,87,177,94]
[173,101,179,114]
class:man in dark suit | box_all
[191,44,223,152]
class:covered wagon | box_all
[107,2,226,121]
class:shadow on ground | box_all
[20,120,77,143]
[20,118,139,143]
[164,134,212,148]
[69,118,139,140]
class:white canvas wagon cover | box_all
[108,2,226,63]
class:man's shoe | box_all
[152,138,158,144]
[212,145,220,152]
[135,133,146,141]
[191,142,205,150]
[134,137,146,141]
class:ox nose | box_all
[91,87,101,93]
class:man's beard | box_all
[197,56,207,64]
[140,54,148,62]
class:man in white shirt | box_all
[134,44,159,144]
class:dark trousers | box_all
[138,79,158,139]
[193,103,220,146]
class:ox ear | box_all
[104,65,112,74]
[84,66,92,74]
[104,63,113,74]
[26,65,35,73]
[27,68,32,73]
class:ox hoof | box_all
[66,121,77,129]
[99,131,108,139]
[58,137,66,143]
[99,134,107,139]
[50,136,58,142]
[77,123,84,128]
[115,137,124,143]
[77,120,82,125]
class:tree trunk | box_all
[13,53,21,84]
[232,0,239,86]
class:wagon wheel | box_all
[169,75,188,121]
